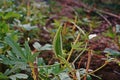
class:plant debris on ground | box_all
[0,0,120,80]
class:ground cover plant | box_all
[0,0,120,80]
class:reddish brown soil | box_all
[76,54,120,80]
[35,0,120,80]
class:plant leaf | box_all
[33,42,42,50]
[58,72,72,80]
[30,52,40,62]
[116,24,120,34]
[5,63,27,75]
[87,75,92,80]
[5,36,26,60]
[0,72,8,79]
[40,44,52,50]
[53,25,63,57]
[9,73,28,80]
[104,48,120,57]
[33,42,52,51]
[24,41,32,62]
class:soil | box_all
[35,0,120,80]
[77,54,120,80]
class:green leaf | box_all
[0,22,9,34]
[0,12,3,17]
[40,44,52,50]
[30,52,40,62]
[46,62,61,75]
[23,41,40,63]
[51,63,61,74]
[104,48,120,57]
[116,24,120,34]
[4,36,26,60]
[4,12,20,20]
[9,73,28,80]
[58,56,72,70]
[38,58,45,66]
[58,72,72,80]
[72,42,84,50]
[87,75,92,80]
[19,24,37,31]
[2,36,39,65]
[0,54,26,66]
[0,72,8,80]
[102,28,115,38]
[33,42,42,50]
[33,42,52,51]
[0,43,4,54]
[24,41,32,62]
[5,63,27,75]
[53,25,63,57]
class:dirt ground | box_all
[38,0,120,80]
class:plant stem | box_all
[27,0,30,22]
[90,61,108,74]
[29,62,37,80]
[63,23,67,35]
[67,17,79,62]
[95,8,120,19]
[80,1,120,19]
[3,0,6,8]
[67,34,80,61]
[81,61,108,79]
[96,12,112,26]
[84,50,92,80]
[72,16,77,30]
[72,41,87,64]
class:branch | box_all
[79,1,120,20]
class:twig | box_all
[81,61,108,79]
[26,0,30,22]
[95,8,120,19]
[77,57,83,68]
[31,50,39,80]
[72,41,87,64]
[3,0,7,8]
[83,50,92,80]
[96,11,112,26]
[89,61,108,74]
[29,62,37,80]
[79,1,120,20]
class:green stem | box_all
[81,61,108,79]
[67,34,80,61]
[90,61,108,74]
